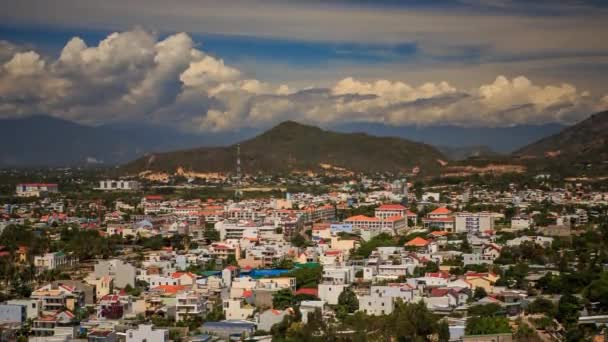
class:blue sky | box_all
[0,0,606,130]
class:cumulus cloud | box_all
[0,29,606,131]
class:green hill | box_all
[514,110,608,175]
[121,120,446,175]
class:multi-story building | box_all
[98,180,140,191]
[374,204,407,220]
[15,183,58,197]
[30,283,84,312]
[223,299,255,320]
[176,292,205,322]
[422,207,455,232]
[454,212,494,234]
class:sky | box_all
[0,0,607,132]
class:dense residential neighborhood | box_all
[1,169,608,341]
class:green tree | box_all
[286,265,323,289]
[389,300,438,341]
[584,273,608,310]
[273,289,295,310]
[556,294,580,327]
[473,286,487,300]
[515,321,537,342]
[465,316,511,335]
[337,288,359,313]
[438,320,450,342]
[526,297,556,316]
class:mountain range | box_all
[0,116,259,167]
[121,121,446,175]
[0,115,570,168]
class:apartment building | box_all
[176,292,205,322]
[454,212,494,234]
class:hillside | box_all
[121,121,446,175]
[515,110,608,174]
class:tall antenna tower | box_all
[235,144,243,201]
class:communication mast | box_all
[235,144,243,201]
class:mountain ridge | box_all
[121,120,447,175]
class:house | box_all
[31,283,84,312]
[465,272,500,293]
[359,291,393,316]
[223,299,255,320]
[31,310,77,338]
[172,272,197,286]
[404,237,438,254]
[300,300,326,324]
[318,284,347,305]
[463,253,494,266]
[126,325,169,342]
[97,294,127,320]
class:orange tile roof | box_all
[405,237,430,247]
[151,285,188,294]
[430,207,452,215]
[377,204,406,211]
[345,215,379,222]
[384,215,404,222]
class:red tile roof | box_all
[295,288,319,297]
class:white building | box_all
[317,284,347,305]
[511,217,532,230]
[126,325,168,342]
[454,212,494,234]
[34,251,73,271]
[94,259,136,288]
[374,204,407,220]
[422,192,440,202]
[16,183,58,197]
[6,299,42,320]
[359,291,394,316]
[176,292,205,322]
[98,180,140,191]
[223,299,255,320]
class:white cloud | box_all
[0,29,606,131]
[4,51,45,76]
